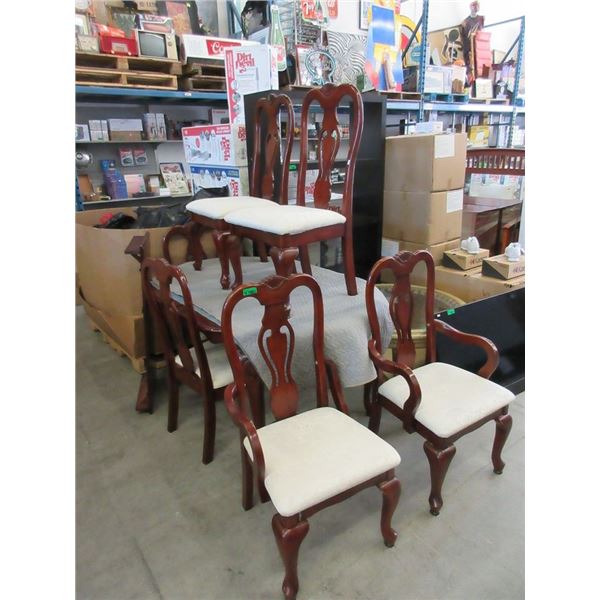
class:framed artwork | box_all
[295,45,312,86]
[359,0,372,31]
[326,31,370,89]
[75,13,91,36]
[427,26,464,65]
[159,162,190,196]
[108,8,137,38]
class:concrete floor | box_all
[76,306,524,600]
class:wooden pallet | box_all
[87,318,146,374]
[469,97,510,105]
[178,75,226,91]
[380,90,422,101]
[76,66,177,90]
[423,92,470,103]
[76,51,182,75]
[182,61,225,77]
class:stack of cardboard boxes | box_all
[381,132,525,302]
[381,132,466,286]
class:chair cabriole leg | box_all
[378,477,401,547]
[166,367,179,433]
[272,514,309,600]
[202,390,216,465]
[492,412,513,474]
[423,441,456,516]
[212,230,231,290]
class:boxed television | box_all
[182,123,248,167]
[190,165,249,197]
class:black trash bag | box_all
[94,212,137,229]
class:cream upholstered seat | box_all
[243,407,400,517]
[174,341,233,390]
[186,196,274,220]
[378,362,515,439]
[225,204,346,236]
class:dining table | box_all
[168,257,394,391]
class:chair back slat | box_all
[366,251,437,368]
[221,274,329,422]
[297,83,364,218]
[251,93,294,204]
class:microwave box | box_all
[481,254,526,280]
[442,247,490,271]
[385,133,467,193]
[468,272,525,302]
[180,34,259,62]
[182,123,247,167]
[134,29,178,60]
[383,189,464,245]
[225,45,278,125]
[190,165,249,197]
[379,237,460,285]
[142,113,158,140]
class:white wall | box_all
[328,0,524,58]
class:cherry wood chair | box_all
[186,93,294,289]
[141,257,234,464]
[365,250,515,516]
[225,83,364,296]
[221,273,401,600]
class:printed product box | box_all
[180,34,258,62]
[182,123,247,167]
[190,164,249,197]
[383,189,464,245]
[481,254,526,280]
[225,45,278,125]
[155,113,167,140]
[142,113,158,140]
[442,248,490,270]
[384,133,467,192]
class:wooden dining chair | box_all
[186,92,295,289]
[221,273,401,600]
[365,250,515,516]
[224,83,363,296]
[141,257,234,464]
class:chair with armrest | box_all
[365,250,515,515]
[141,257,234,464]
[186,92,294,289]
[224,83,363,296]
[221,273,401,600]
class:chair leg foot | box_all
[272,514,309,600]
[226,234,244,289]
[424,441,456,516]
[212,230,231,290]
[378,477,401,547]
[492,413,512,474]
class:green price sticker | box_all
[447,309,456,316]
[243,287,258,296]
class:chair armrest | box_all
[224,383,266,488]
[368,339,421,431]
[124,235,147,264]
[324,359,349,415]
[433,319,499,379]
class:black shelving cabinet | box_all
[243,88,386,280]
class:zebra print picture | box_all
[326,31,373,91]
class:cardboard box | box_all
[482,254,526,280]
[383,189,463,245]
[415,121,444,135]
[142,113,158,140]
[190,165,250,197]
[210,108,229,124]
[469,272,525,301]
[434,265,480,302]
[182,123,247,167]
[442,248,490,270]
[76,208,216,359]
[108,118,143,132]
[180,34,258,62]
[109,131,143,142]
[468,125,490,148]
[155,113,167,141]
[225,45,278,125]
[76,124,90,142]
[384,133,467,193]
[379,238,460,285]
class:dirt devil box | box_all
[182,123,247,167]
[180,35,258,62]
[225,45,278,125]
[190,165,249,197]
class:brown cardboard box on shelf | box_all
[481,254,525,280]
[469,273,525,301]
[383,188,463,245]
[384,133,467,193]
[380,238,460,284]
[442,247,490,270]
[76,208,216,361]
[434,265,480,302]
